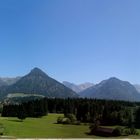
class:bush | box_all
[113,127,124,136]
[124,129,130,136]
[57,115,79,125]
[57,116,63,124]
[62,118,71,124]
[65,114,77,123]
[129,127,139,135]
[124,127,139,135]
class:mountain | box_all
[0,79,7,87]
[78,82,94,91]
[80,77,140,101]
[62,81,94,93]
[0,68,78,99]
[0,77,21,87]
[134,84,140,93]
[0,77,21,85]
[62,81,81,93]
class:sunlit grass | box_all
[0,113,139,138]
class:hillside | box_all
[0,68,78,99]
[0,79,7,87]
[80,77,140,101]
[134,84,140,93]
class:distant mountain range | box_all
[80,77,140,101]
[0,77,21,86]
[0,68,78,99]
[0,79,6,87]
[0,68,140,101]
[134,84,140,93]
[62,81,94,93]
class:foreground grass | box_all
[0,113,139,138]
[0,114,99,138]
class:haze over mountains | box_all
[0,68,140,101]
[62,81,94,93]
[0,79,6,87]
[0,77,21,86]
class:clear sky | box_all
[0,0,140,84]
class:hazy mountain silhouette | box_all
[63,81,94,93]
[80,77,140,101]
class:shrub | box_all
[113,127,124,136]
[129,127,139,135]
[62,118,71,124]
[124,129,130,136]
[57,116,63,124]
[57,115,80,125]
[123,127,139,136]
[65,114,77,123]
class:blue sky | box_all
[0,0,140,84]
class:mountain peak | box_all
[31,67,43,72]
[30,67,48,76]
[104,77,122,84]
[0,67,78,99]
[108,77,120,81]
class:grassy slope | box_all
[0,113,139,138]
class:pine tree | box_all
[17,105,27,121]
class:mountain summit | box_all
[80,77,140,101]
[29,67,48,76]
[0,68,78,99]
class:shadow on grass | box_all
[85,132,92,135]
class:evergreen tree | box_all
[135,107,140,128]
[17,105,27,121]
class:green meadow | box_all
[0,113,139,139]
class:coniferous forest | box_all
[2,98,140,129]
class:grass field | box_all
[0,113,139,138]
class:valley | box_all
[0,68,140,138]
[0,0,139,139]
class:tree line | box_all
[2,97,140,128]
[2,98,48,118]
